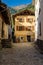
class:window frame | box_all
[26,18,33,23]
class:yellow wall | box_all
[3,23,8,39]
[14,15,35,42]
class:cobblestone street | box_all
[0,42,43,65]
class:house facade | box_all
[13,10,35,42]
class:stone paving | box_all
[0,42,43,65]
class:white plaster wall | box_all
[38,0,43,40]
[35,0,40,41]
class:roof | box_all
[13,9,35,17]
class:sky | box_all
[2,0,32,7]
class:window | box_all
[16,26,24,31]
[16,26,19,31]
[17,18,19,20]
[37,18,38,21]
[19,26,23,31]
[27,18,33,23]
[17,18,24,22]
[39,22,41,36]
[19,18,23,22]
[26,26,31,31]
[39,8,41,15]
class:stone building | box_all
[12,9,35,43]
[35,0,43,53]
[35,0,40,41]
[0,1,11,47]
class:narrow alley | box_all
[0,42,43,65]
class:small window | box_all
[17,18,24,22]
[26,26,31,31]
[27,18,33,23]
[19,26,24,31]
[37,18,38,21]
[16,26,19,31]
[17,18,19,20]
[39,8,41,15]
[19,18,23,22]
[38,22,41,36]
[16,26,24,31]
